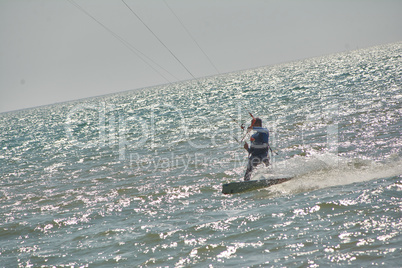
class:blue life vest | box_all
[249,127,269,156]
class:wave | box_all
[254,152,402,196]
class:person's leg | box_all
[244,159,253,181]
[244,156,261,181]
[262,155,270,167]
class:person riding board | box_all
[243,118,269,181]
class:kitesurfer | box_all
[243,118,269,181]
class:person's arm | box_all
[244,142,249,152]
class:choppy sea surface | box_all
[1,42,401,267]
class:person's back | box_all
[243,118,270,181]
[248,126,269,156]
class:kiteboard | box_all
[222,177,292,194]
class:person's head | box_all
[252,118,262,127]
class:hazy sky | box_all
[1,0,401,113]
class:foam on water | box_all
[262,154,402,197]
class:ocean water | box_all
[1,42,401,267]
